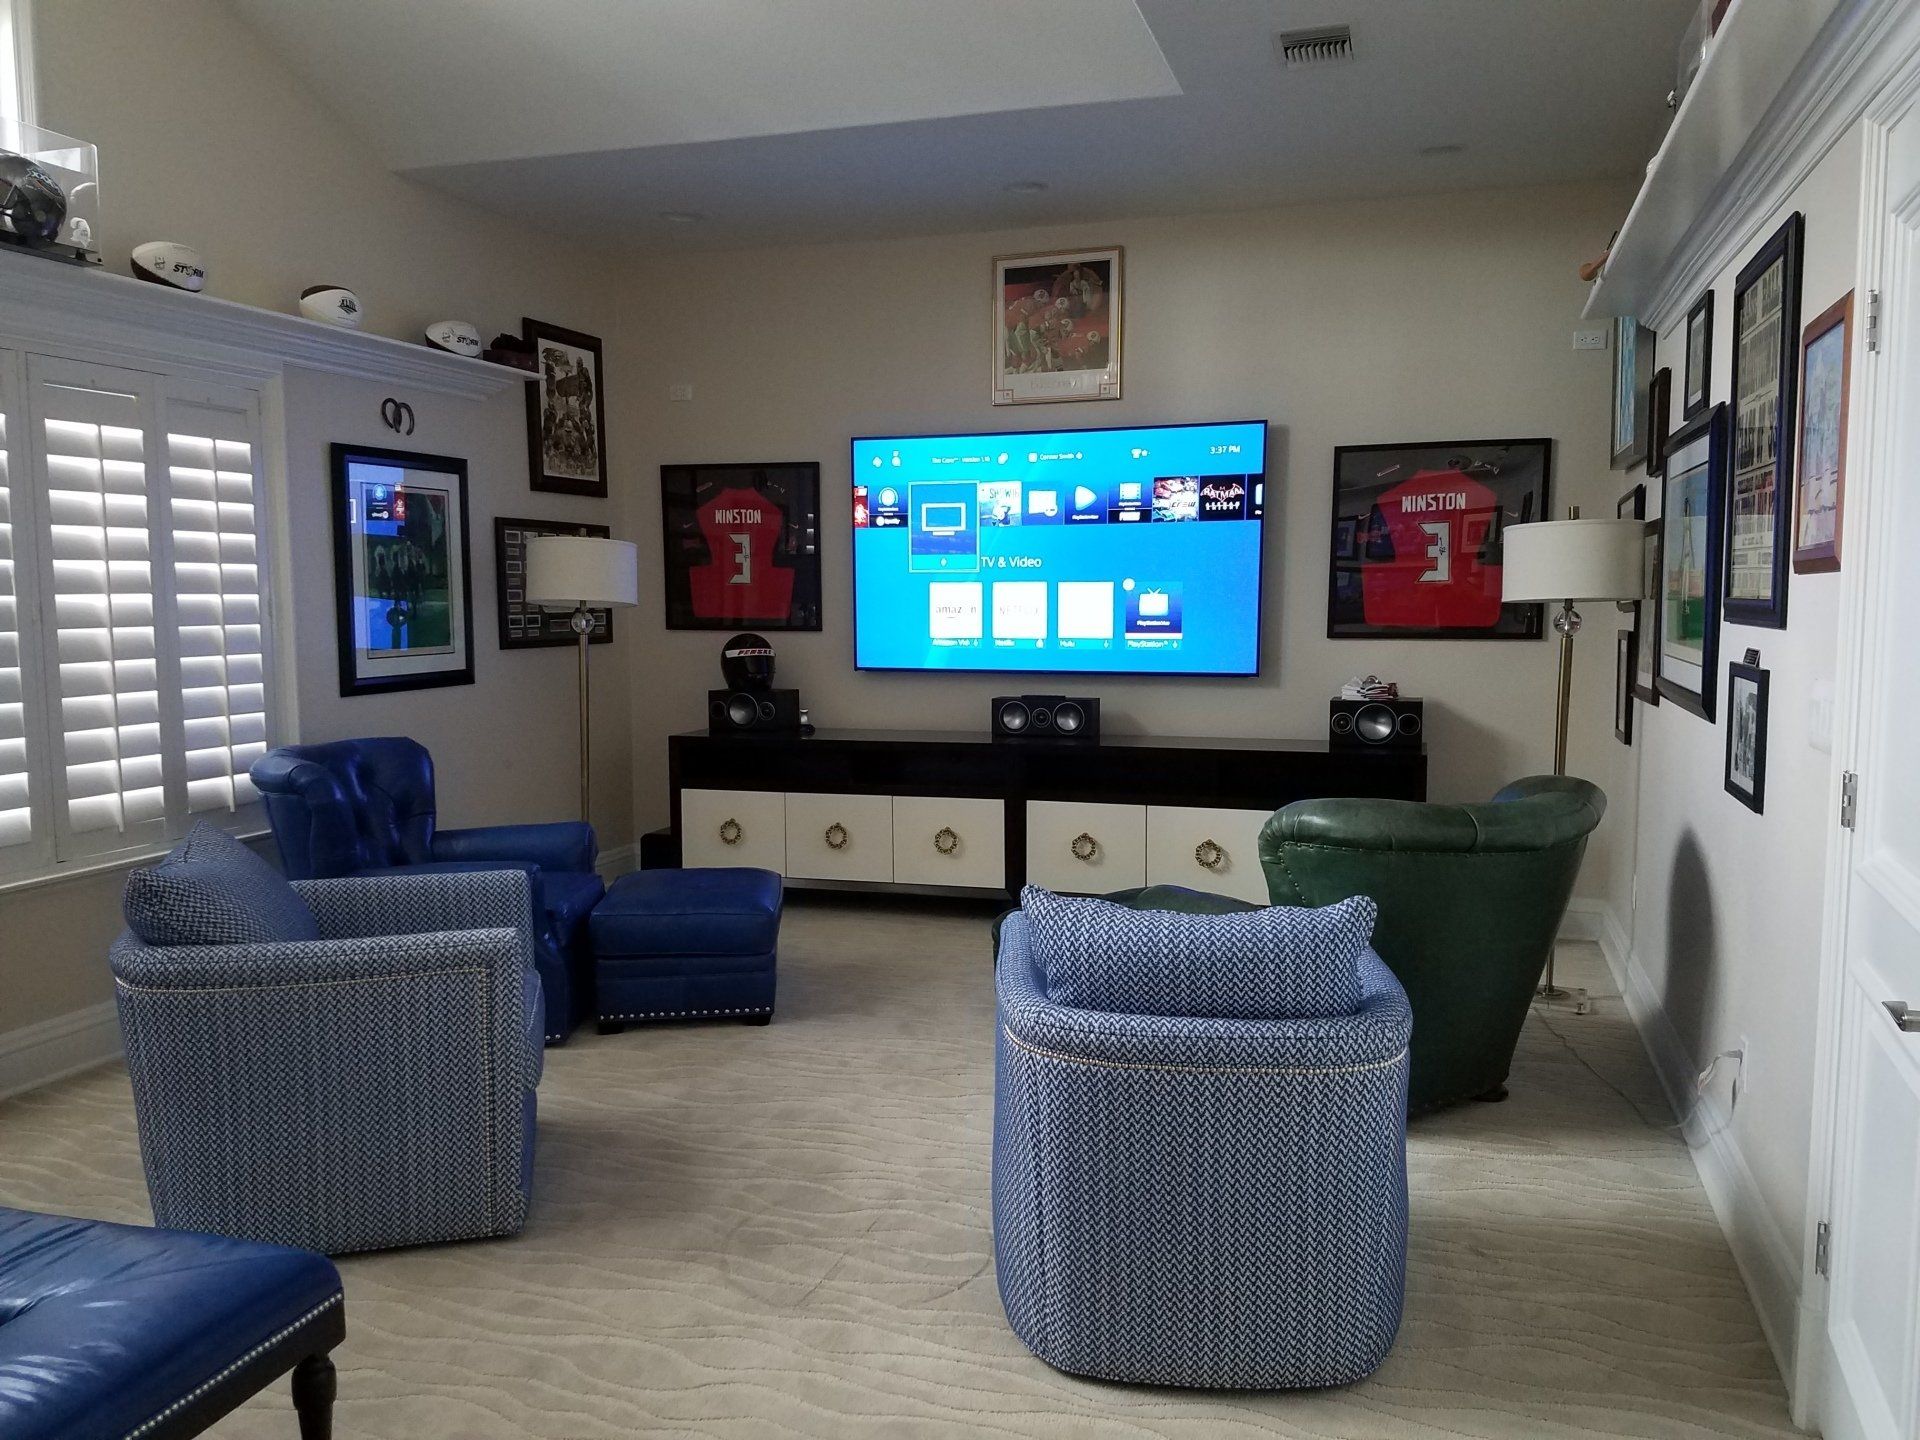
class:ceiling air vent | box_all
[1274,24,1354,70]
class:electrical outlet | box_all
[1573,327,1609,351]
[668,383,694,402]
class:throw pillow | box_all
[1021,884,1375,1020]
[123,822,321,947]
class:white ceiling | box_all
[228,0,1697,250]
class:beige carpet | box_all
[0,897,1797,1439]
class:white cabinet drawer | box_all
[892,796,1005,890]
[1146,805,1273,905]
[681,788,786,872]
[1026,800,1146,894]
[785,792,894,883]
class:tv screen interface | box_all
[852,420,1266,675]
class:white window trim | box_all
[0,0,37,127]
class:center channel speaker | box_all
[992,694,1101,741]
[709,688,802,734]
[1329,697,1424,750]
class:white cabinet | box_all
[892,796,1005,890]
[681,788,786,872]
[785,792,894,883]
[1146,805,1273,905]
[1026,800,1146,894]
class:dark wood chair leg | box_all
[291,1353,336,1440]
[597,1020,626,1035]
[743,1013,772,1026]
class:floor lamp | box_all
[1501,507,1642,1006]
[525,535,639,823]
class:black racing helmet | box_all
[721,633,775,691]
[0,152,67,247]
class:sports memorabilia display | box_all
[0,150,67,246]
[130,240,206,291]
[1328,438,1551,640]
[1793,290,1852,573]
[1610,317,1655,470]
[524,317,608,497]
[1655,405,1727,720]
[300,285,363,328]
[1725,660,1770,813]
[495,516,615,650]
[425,320,483,357]
[329,444,475,696]
[1725,211,1803,628]
[1683,288,1714,419]
[661,462,822,631]
[992,247,1122,405]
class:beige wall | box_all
[611,184,1639,901]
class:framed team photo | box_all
[1327,438,1551,640]
[992,247,1122,405]
[1610,317,1655,470]
[1655,405,1727,720]
[524,317,608,498]
[1725,660,1770,814]
[660,462,822,631]
[1724,212,1802,629]
[495,516,615,650]
[1793,290,1851,573]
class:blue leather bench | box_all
[592,868,782,1030]
[0,1207,345,1439]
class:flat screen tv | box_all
[852,419,1266,676]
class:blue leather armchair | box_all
[250,737,603,1042]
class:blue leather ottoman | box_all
[592,867,782,1030]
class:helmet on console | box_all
[721,633,776,691]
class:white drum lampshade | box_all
[1502,517,1643,603]
[525,535,639,609]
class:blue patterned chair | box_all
[992,897,1412,1389]
[249,737,603,1043]
[112,830,543,1256]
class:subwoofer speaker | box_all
[1329,697,1424,750]
[709,688,802,734]
[992,694,1101,741]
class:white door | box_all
[1818,101,1920,1440]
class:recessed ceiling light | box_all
[1003,180,1049,195]
[659,210,705,224]
[1419,143,1466,157]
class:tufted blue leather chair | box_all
[250,737,603,1042]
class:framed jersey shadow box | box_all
[661,462,822,630]
[1328,438,1551,640]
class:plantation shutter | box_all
[0,354,53,875]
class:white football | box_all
[131,240,206,292]
[299,285,363,328]
[424,319,482,357]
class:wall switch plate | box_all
[1573,327,1609,351]
[669,383,694,402]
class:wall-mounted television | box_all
[851,419,1266,676]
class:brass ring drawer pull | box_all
[1195,838,1226,871]
[824,822,849,851]
[719,818,743,846]
[933,826,959,856]
[1070,832,1099,863]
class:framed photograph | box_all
[1615,631,1636,745]
[1794,290,1852,573]
[1724,660,1770,813]
[330,443,474,697]
[992,247,1122,405]
[1725,212,1803,629]
[1617,483,1646,522]
[524,317,608,497]
[1633,520,1663,705]
[495,516,614,650]
[1646,366,1673,477]
[1683,289,1714,419]
[1611,316,1655,470]
[660,462,822,630]
[1655,405,1727,720]
[1328,438,1551,640]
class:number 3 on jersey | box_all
[727,532,753,586]
[1417,521,1452,584]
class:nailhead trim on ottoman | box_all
[600,1005,772,1021]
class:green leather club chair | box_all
[1259,775,1607,1113]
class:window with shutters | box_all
[0,350,276,882]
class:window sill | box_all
[0,828,274,898]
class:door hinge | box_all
[1866,290,1881,353]
[1816,1220,1832,1277]
[1841,770,1859,829]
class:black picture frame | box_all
[494,516,615,650]
[1327,438,1551,641]
[1632,519,1662,706]
[524,317,609,498]
[1611,318,1656,470]
[1654,404,1727,720]
[1724,660,1770,813]
[1617,483,1646,521]
[1646,366,1673,478]
[1615,630,1635,745]
[660,461,823,631]
[1724,212,1803,630]
[1683,289,1714,420]
[330,443,475,697]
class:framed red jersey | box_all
[1328,439,1551,640]
[661,462,822,630]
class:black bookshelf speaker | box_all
[1329,697,1424,750]
[709,688,802,734]
[992,694,1101,741]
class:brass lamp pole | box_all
[524,536,639,823]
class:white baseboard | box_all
[1587,900,1803,1396]
[596,843,638,884]
[0,1000,122,1101]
